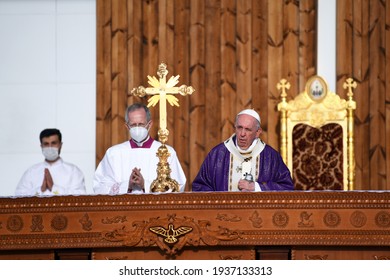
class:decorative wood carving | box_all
[101,214,243,256]
[305,254,328,260]
[0,192,389,259]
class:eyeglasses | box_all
[126,122,149,129]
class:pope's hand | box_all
[237,179,255,192]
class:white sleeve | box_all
[51,165,86,195]
[15,169,35,196]
[93,153,119,194]
[254,182,262,192]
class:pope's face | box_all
[234,114,262,150]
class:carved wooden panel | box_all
[0,250,55,260]
[92,247,255,260]
[292,246,390,260]
[0,192,389,259]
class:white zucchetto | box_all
[237,109,261,124]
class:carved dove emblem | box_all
[149,223,192,244]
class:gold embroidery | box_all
[229,154,233,191]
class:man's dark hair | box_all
[40,128,62,143]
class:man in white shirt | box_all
[93,103,186,194]
[15,128,87,196]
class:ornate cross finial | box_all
[277,79,291,99]
[131,63,195,144]
[343,78,357,99]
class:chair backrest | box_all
[277,76,357,190]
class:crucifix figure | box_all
[131,63,195,192]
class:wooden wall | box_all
[336,0,390,191]
[96,0,390,191]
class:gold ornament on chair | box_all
[131,63,195,192]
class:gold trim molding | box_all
[0,192,389,257]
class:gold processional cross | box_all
[131,63,195,193]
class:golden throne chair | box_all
[277,76,357,190]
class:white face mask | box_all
[130,127,148,143]
[42,147,59,161]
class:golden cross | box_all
[131,63,195,143]
[277,79,291,98]
[130,63,195,193]
[343,78,357,99]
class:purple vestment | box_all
[192,137,294,192]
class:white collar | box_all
[224,134,265,160]
[133,136,150,147]
[235,137,259,154]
